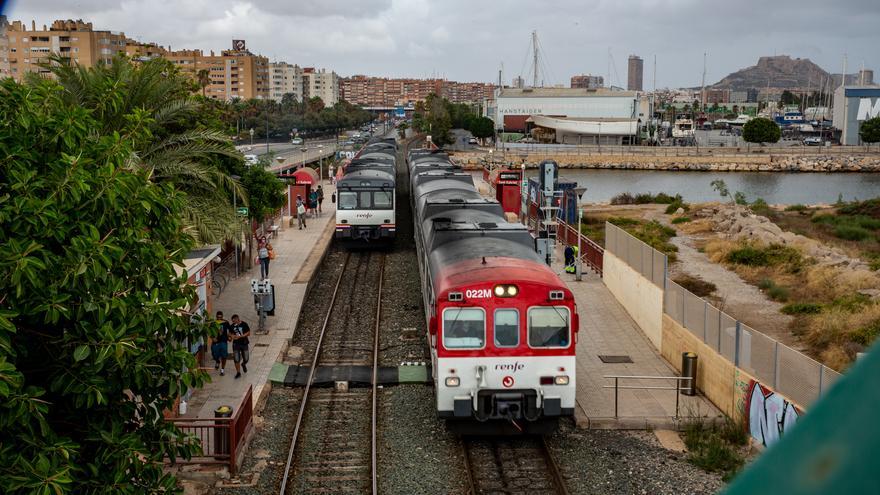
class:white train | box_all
[335,140,398,246]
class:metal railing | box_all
[490,142,880,157]
[166,385,254,474]
[665,280,841,407]
[603,375,693,419]
[557,220,604,275]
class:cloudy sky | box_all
[5,0,879,88]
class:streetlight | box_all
[318,144,324,184]
[231,174,242,277]
[520,161,527,224]
[573,186,587,281]
[249,128,254,146]
[301,147,307,169]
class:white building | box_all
[269,61,302,103]
[492,87,651,144]
[833,86,880,145]
[302,67,339,107]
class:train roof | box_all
[337,169,395,188]
[418,190,503,219]
[412,178,475,202]
[433,253,563,297]
[358,151,396,161]
[410,154,451,165]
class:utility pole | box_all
[700,51,707,110]
[265,100,270,154]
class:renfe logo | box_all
[495,362,525,372]
[857,98,880,121]
[502,376,515,388]
[355,213,374,219]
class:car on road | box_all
[291,137,303,145]
[468,137,478,145]
[244,154,259,165]
[803,136,824,146]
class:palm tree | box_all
[197,69,210,98]
[36,55,245,244]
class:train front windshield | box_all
[338,190,393,210]
[528,307,570,348]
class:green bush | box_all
[683,418,746,481]
[665,199,690,214]
[784,204,808,212]
[610,192,636,205]
[758,278,775,290]
[828,293,871,312]
[811,213,837,225]
[767,284,790,302]
[726,244,803,270]
[734,191,748,205]
[781,302,823,315]
[751,198,770,214]
[850,318,880,346]
[672,216,692,224]
[834,224,872,241]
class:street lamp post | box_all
[249,128,254,146]
[573,186,587,281]
[318,145,324,184]
[231,174,242,277]
[520,161,527,224]
[301,147,306,169]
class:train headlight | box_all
[554,375,570,386]
[493,284,519,298]
[445,377,460,387]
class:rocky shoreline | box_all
[453,151,880,173]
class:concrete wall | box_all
[602,251,664,349]
[661,314,737,418]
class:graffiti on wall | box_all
[744,380,801,447]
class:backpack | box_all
[297,203,306,215]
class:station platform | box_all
[183,192,336,419]
[552,246,722,429]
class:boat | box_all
[671,116,695,139]
[774,111,806,127]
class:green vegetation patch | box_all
[781,302,823,315]
[671,216,692,224]
[726,244,804,271]
[683,417,748,482]
[610,218,679,261]
[610,192,683,205]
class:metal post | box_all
[773,341,780,390]
[614,377,619,419]
[576,206,583,281]
[818,364,824,396]
[675,379,680,419]
[734,321,741,366]
[703,300,708,343]
[233,193,239,277]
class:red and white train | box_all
[408,149,578,434]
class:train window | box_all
[373,191,393,209]
[527,307,570,348]
[359,191,372,208]
[494,309,519,347]
[338,192,357,210]
[442,308,485,349]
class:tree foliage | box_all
[226,97,372,141]
[242,161,287,223]
[859,116,880,144]
[742,117,781,144]
[36,55,245,244]
[470,117,495,139]
[0,78,209,493]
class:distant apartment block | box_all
[340,75,494,106]
[162,42,269,101]
[570,74,604,89]
[627,55,643,91]
[301,67,339,106]
[730,88,759,103]
[2,19,127,80]
[0,16,10,78]
[270,61,303,102]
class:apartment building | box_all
[301,67,339,106]
[270,61,302,102]
[2,19,127,80]
[163,44,269,101]
[0,16,9,78]
[340,75,494,106]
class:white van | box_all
[244,154,259,165]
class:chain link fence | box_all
[605,222,666,287]
[665,280,840,407]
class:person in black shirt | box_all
[212,311,231,376]
[230,314,251,379]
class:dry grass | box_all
[676,218,715,235]
[703,238,880,370]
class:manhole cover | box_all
[598,355,633,363]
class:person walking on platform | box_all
[309,189,319,217]
[211,311,231,375]
[296,195,307,229]
[257,236,271,279]
[317,185,325,214]
[230,314,251,379]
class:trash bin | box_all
[214,405,234,458]
[681,352,698,396]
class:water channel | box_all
[527,169,880,204]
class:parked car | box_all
[803,136,823,146]
[468,137,478,145]
[244,154,259,165]
[291,137,303,145]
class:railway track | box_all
[279,251,386,495]
[462,436,569,495]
